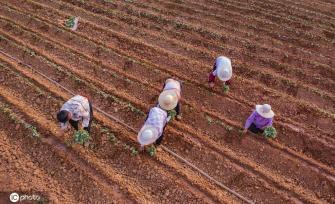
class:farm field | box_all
[0,0,334,203]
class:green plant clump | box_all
[225,125,233,132]
[147,145,156,157]
[167,109,177,121]
[74,129,91,145]
[223,84,230,94]
[263,126,277,139]
[130,147,138,156]
[65,16,76,28]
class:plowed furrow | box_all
[66,0,335,80]
[0,53,303,204]
[0,98,132,203]
[25,0,335,109]
[0,7,335,172]
[238,0,335,22]
[58,0,335,79]
[0,130,77,203]
[40,0,335,81]
[191,0,335,32]
[4,0,334,131]
[128,0,335,55]
[0,59,231,204]
[109,0,335,62]
[145,0,333,45]
[46,0,335,96]
[0,49,330,204]
[0,20,334,204]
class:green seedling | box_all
[128,103,143,115]
[263,126,277,139]
[65,16,76,28]
[130,147,138,156]
[238,129,244,137]
[223,84,230,94]
[206,116,214,125]
[167,109,177,121]
[147,145,156,157]
[106,132,117,144]
[123,144,130,150]
[225,125,233,132]
[73,129,91,145]
[100,127,109,133]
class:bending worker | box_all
[158,78,182,120]
[243,104,274,134]
[57,95,93,133]
[138,105,171,150]
[208,56,233,88]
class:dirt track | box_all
[0,0,334,203]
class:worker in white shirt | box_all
[208,56,233,88]
[57,95,93,133]
[138,105,171,150]
[158,78,182,120]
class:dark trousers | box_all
[155,125,167,146]
[248,123,263,134]
[69,101,93,132]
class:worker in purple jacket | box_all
[243,104,274,134]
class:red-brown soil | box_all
[0,0,334,203]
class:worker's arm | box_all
[243,111,256,133]
[81,106,90,129]
[175,103,182,120]
[262,118,273,130]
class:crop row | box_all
[0,79,135,203]
[1,8,335,167]
[52,0,335,99]
[185,0,335,32]
[113,0,335,61]
[51,0,335,73]
[0,15,335,202]
[1,3,334,169]
[126,0,335,53]
[3,0,334,127]
[0,56,231,203]
[0,39,326,203]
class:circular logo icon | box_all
[9,192,19,203]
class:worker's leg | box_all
[248,123,263,134]
[84,101,93,133]
[175,102,181,115]
[154,134,164,146]
[208,63,217,87]
[69,119,79,131]
[225,79,232,85]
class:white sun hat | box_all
[137,125,159,145]
[256,104,275,119]
[158,90,178,111]
[216,56,232,81]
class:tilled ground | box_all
[0,0,334,203]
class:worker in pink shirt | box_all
[243,104,275,134]
[208,56,233,88]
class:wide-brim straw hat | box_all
[256,104,275,118]
[158,90,178,110]
[137,125,159,145]
[217,57,232,81]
